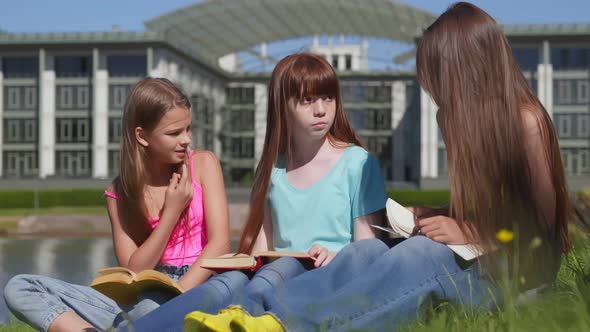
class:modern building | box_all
[0,0,588,189]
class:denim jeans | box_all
[241,237,497,331]
[125,256,309,332]
[3,265,188,331]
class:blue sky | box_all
[2,0,588,32]
[1,0,588,70]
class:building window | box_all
[109,118,122,143]
[107,55,147,77]
[332,55,339,69]
[23,152,37,176]
[55,56,91,77]
[557,115,572,137]
[512,47,538,71]
[23,120,37,142]
[5,120,20,142]
[2,57,38,78]
[110,85,130,109]
[227,109,254,131]
[2,151,37,177]
[578,114,589,138]
[226,87,254,105]
[57,119,73,142]
[226,137,254,159]
[56,151,91,176]
[367,85,391,103]
[557,80,573,104]
[375,109,391,130]
[77,119,89,142]
[24,86,37,109]
[561,150,571,174]
[58,86,74,109]
[345,54,352,70]
[578,81,589,104]
[580,149,590,173]
[77,86,90,108]
[6,87,21,109]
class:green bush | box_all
[0,189,105,209]
[388,190,450,207]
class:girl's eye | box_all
[301,97,313,105]
[324,96,334,102]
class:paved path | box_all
[2,203,250,239]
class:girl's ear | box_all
[135,127,149,147]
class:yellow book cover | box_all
[90,267,185,305]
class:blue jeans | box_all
[238,237,497,331]
[125,256,308,332]
[3,265,188,331]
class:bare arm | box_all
[108,166,192,272]
[353,209,385,241]
[178,151,231,290]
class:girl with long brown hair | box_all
[4,77,231,331]
[123,52,388,331]
[183,2,571,331]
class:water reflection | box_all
[0,237,239,325]
[0,237,117,324]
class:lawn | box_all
[1,190,589,331]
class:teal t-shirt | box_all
[268,145,387,252]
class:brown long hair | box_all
[237,53,363,253]
[416,2,570,257]
[113,77,192,245]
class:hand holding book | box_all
[372,199,483,261]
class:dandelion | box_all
[496,229,514,243]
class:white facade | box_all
[39,49,56,178]
[310,36,369,71]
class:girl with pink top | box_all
[4,78,231,331]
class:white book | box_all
[371,198,484,261]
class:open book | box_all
[372,199,484,261]
[90,267,184,305]
[200,251,316,272]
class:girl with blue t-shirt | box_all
[184,3,571,331]
[121,52,388,331]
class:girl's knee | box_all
[212,271,249,291]
[341,238,389,258]
[4,274,39,309]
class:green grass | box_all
[395,226,590,332]
[0,206,106,217]
[0,189,105,209]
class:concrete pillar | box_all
[146,47,154,77]
[254,83,268,167]
[537,40,553,119]
[420,88,438,178]
[391,81,406,182]
[92,49,109,179]
[38,49,56,178]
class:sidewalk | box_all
[0,202,250,239]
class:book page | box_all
[385,199,415,236]
[254,251,311,259]
[385,198,484,261]
[97,267,136,278]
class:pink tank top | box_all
[104,151,208,266]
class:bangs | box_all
[286,56,339,100]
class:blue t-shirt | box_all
[267,145,387,252]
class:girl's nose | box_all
[314,100,326,117]
[180,131,192,145]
